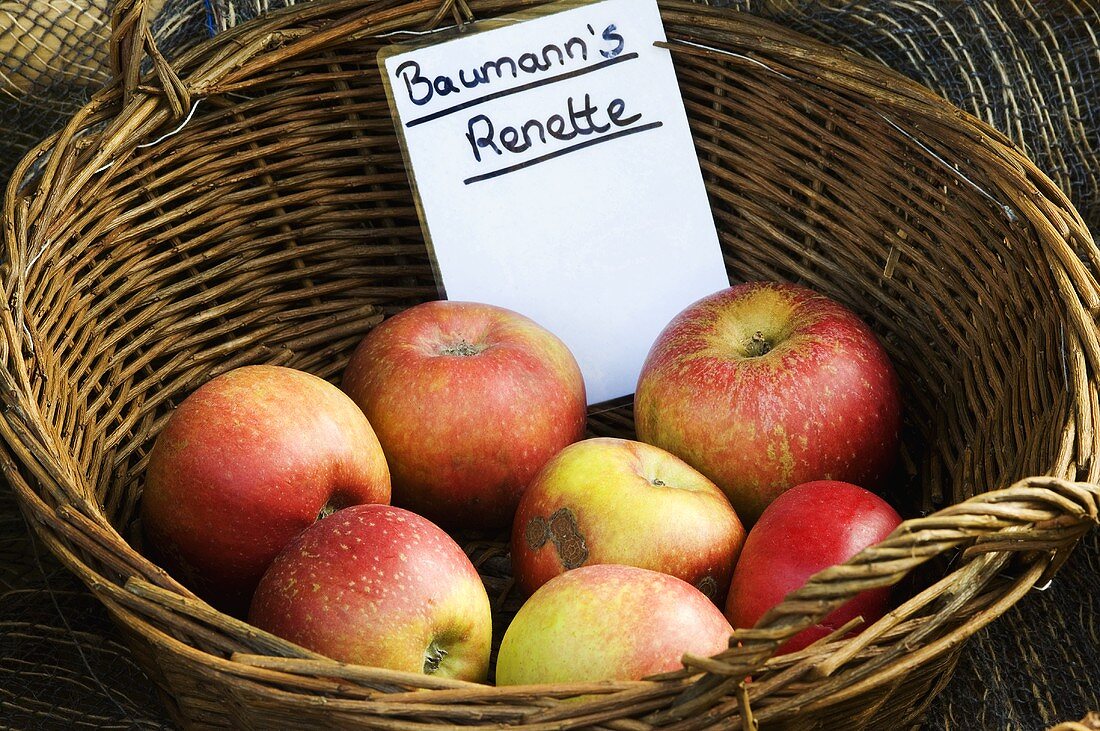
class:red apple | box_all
[141,365,390,616]
[249,504,492,680]
[496,564,732,684]
[725,480,902,654]
[511,437,744,601]
[635,281,901,524]
[341,300,587,531]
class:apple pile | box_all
[139,282,905,685]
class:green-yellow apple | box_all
[341,300,586,531]
[249,504,492,680]
[725,480,902,653]
[510,437,744,601]
[496,564,732,684]
[141,365,390,616]
[635,281,901,524]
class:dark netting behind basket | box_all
[0,1,205,184]
[725,0,1100,235]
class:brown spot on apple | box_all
[548,507,588,569]
[525,516,550,549]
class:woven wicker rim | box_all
[2,0,1099,727]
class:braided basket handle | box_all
[651,477,1100,724]
[110,0,190,120]
[756,477,1098,653]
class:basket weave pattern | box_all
[2,0,1099,727]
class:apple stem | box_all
[317,503,338,521]
[423,640,448,674]
[745,331,772,358]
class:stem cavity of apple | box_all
[439,339,484,357]
[423,640,448,674]
[651,478,667,486]
[318,495,349,521]
[695,575,719,601]
[744,330,773,358]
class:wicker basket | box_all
[2,0,1099,727]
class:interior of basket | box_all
[14,0,1074,680]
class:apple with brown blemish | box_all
[725,480,902,654]
[249,504,492,680]
[341,300,587,531]
[496,564,733,684]
[634,281,901,524]
[510,437,745,601]
[141,365,391,616]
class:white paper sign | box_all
[380,0,728,405]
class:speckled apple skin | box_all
[725,480,902,654]
[141,365,391,616]
[635,281,901,524]
[249,504,492,681]
[510,437,744,601]
[496,564,733,685]
[341,300,587,531]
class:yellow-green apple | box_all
[249,504,492,680]
[635,281,901,524]
[341,300,586,531]
[725,480,902,654]
[141,365,390,616]
[496,564,732,684]
[510,437,744,601]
